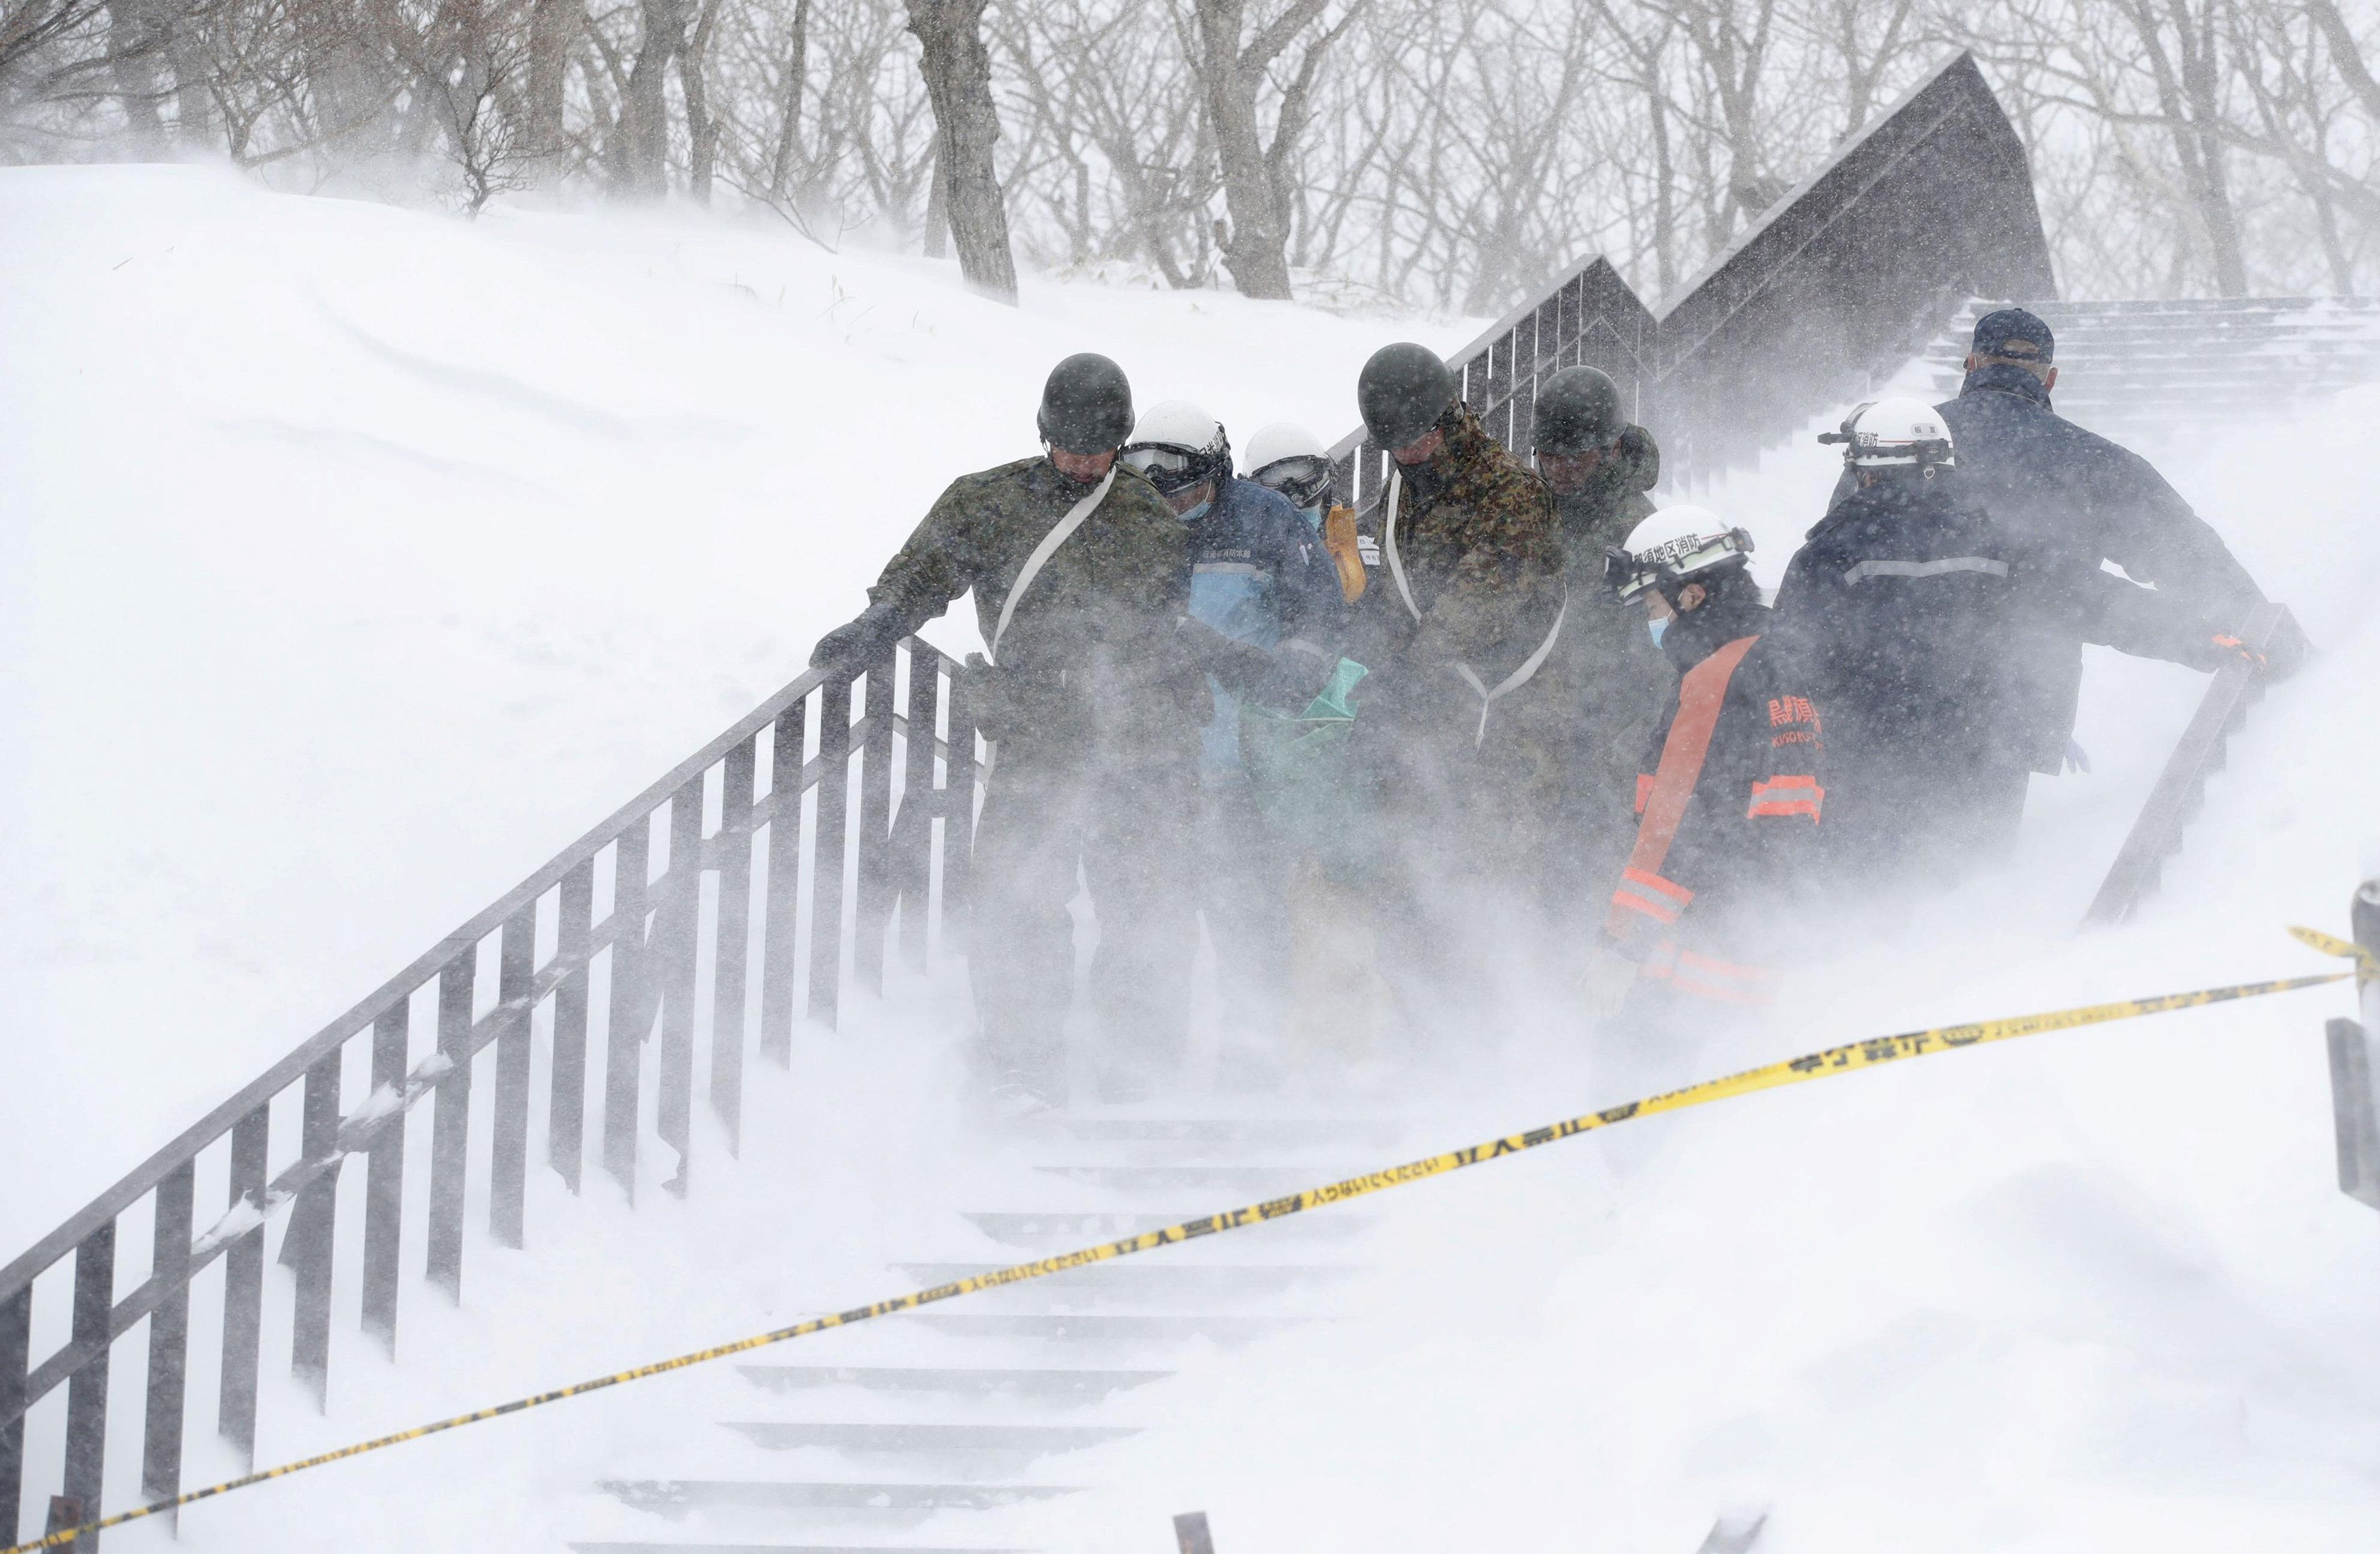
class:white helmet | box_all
[1120,400,1230,494]
[1242,421,1333,509]
[1819,396,1955,469]
[1606,505,1754,603]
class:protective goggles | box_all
[1602,528,1754,602]
[1248,454,1333,511]
[1119,442,1217,494]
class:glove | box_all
[809,601,911,670]
[959,652,1021,741]
[2190,632,2268,674]
[2063,739,2091,775]
[1176,615,1280,695]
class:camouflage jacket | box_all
[867,456,1202,756]
[1550,423,1673,747]
[1355,401,1567,720]
[1553,423,1661,571]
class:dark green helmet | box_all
[1531,366,1625,456]
[1037,353,1134,454]
[1357,343,1457,451]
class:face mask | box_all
[1177,498,1213,526]
[1299,504,1325,532]
[1648,617,1669,648]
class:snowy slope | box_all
[0,164,1476,1251]
[8,165,2380,1554]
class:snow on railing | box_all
[0,637,982,1549]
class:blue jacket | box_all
[1187,476,1349,774]
[1936,366,2265,771]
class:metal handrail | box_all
[2,635,980,1544]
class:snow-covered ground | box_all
[0,163,1476,1251]
[7,164,2380,1553]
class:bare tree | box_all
[1188,0,1348,299]
[903,0,1015,301]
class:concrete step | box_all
[961,1210,1370,1251]
[903,1311,1297,1346]
[600,1481,1083,1515]
[1031,1164,1346,1196]
[894,1262,1352,1304]
[1017,1116,1404,1149]
[724,1421,1139,1470]
[737,1366,1172,1400]
[573,1544,1031,1553]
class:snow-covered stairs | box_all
[1902,296,2380,445]
[571,1115,1404,1553]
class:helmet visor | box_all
[1250,454,1332,510]
[1119,443,1207,494]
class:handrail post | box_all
[286,1048,341,1404]
[604,822,652,1200]
[218,1104,267,1465]
[549,860,596,1192]
[894,643,940,973]
[361,1011,407,1353]
[711,738,758,1151]
[656,779,704,1196]
[760,698,808,1066]
[427,950,476,1302]
[2,1282,27,1542]
[140,1162,194,1523]
[855,649,898,998]
[2326,879,2380,1213]
[809,675,854,1030]
[491,902,537,1246]
[59,1225,113,1553]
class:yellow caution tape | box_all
[7,966,2351,1554]
[2290,924,2379,986]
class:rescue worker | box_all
[1346,342,1568,1036]
[1118,402,1346,1075]
[809,354,1204,1113]
[1244,422,1366,605]
[1529,365,1676,926]
[1775,397,2025,883]
[1586,507,1825,1030]
[1936,307,2295,793]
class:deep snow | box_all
[0,163,1476,1251]
[6,164,2380,1553]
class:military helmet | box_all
[1357,343,1457,452]
[1531,366,1627,456]
[1037,353,1135,454]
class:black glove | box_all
[959,652,1021,741]
[809,601,911,670]
[1176,615,1273,689]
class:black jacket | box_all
[1604,586,1825,996]
[1775,473,2029,871]
[1937,366,2265,770]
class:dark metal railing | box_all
[1,638,980,1549]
